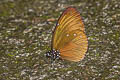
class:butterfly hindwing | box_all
[60,30,88,61]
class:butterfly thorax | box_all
[45,49,60,60]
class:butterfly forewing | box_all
[52,7,88,62]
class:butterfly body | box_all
[46,7,88,62]
[46,49,60,60]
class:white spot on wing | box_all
[73,33,77,36]
[80,35,82,38]
[66,34,69,37]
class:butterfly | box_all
[46,7,88,62]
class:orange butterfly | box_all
[46,7,88,62]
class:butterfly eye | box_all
[57,23,60,26]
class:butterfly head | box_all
[45,49,60,60]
